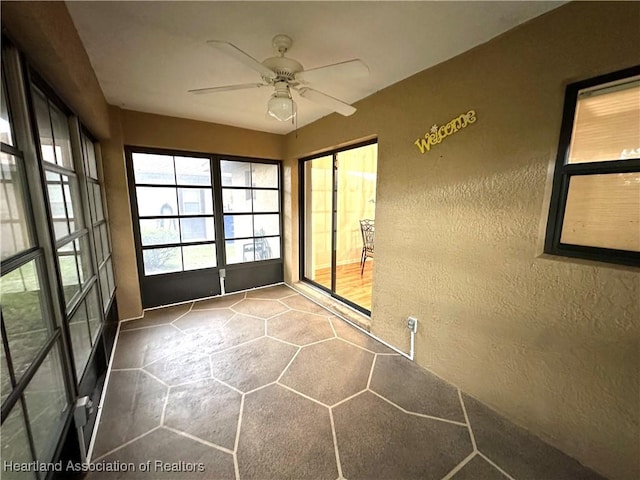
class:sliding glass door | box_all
[301,141,377,314]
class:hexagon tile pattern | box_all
[91,284,606,479]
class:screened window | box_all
[545,67,640,266]
[132,152,218,275]
[221,160,281,264]
[32,83,103,380]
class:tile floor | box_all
[88,284,604,480]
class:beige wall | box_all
[284,3,640,480]
[100,106,143,318]
[4,1,639,479]
[119,109,284,160]
[1,1,110,139]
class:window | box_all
[2,51,71,471]
[132,152,218,275]
[127,148,283,307]
[221,160,281,264]
[82,131,115,312]
[545,66,640,266]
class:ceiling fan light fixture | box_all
[267,82,296,122]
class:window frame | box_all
[544,65,640,267]
[220,158,282,265]
[1,42,74,469]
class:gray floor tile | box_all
[112,325,190,369]
[268,310,335,346]
[92,301,604,480]
[209,336,297,392]
[172,309,234,332]
[144,352,211,386]
[192,293,245,310]
[246,284,296,299]
[333,391,472,479]
[452,454,509,479]
[164,378,241,449]
[280,295,331,315]
[90,427,234,479]
[232,298,290,318]
[280,338,373,405]
[92,370,167,459]
[121,303,192,331]
[237,384,337,480]
[330,317,395,353]
[462,394,605,480]
[187,314,265,354]
[370,354,465,422]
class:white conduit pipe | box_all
[293,286,416,361]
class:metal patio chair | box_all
[359,219,375,276]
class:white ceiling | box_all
[66,1,563,135]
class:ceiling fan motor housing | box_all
[261,56,303,84]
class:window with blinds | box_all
[545,66,640,266]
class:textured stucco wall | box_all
[284,3,640,479]
[101,106,143,319]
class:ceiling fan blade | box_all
[296,59,369,84]
[207,40,277,80]
[188,83,266,95]
[297,87,356,116]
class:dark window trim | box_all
[224,234,280,242]
[0,246,41,274]
[141,240,217,250]
[222,211,281,216]
[134,182,215,189]
[544,65,640,267]
[222,186,280,191]
[299,137,378,316]
[125,145,284,283]
[0,142,22,157]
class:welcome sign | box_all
[414,110,477,154]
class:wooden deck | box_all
[313,261,373,311]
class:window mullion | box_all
[562,159,640,175]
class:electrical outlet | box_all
[407,316,418,333]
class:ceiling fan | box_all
[188,34,369,121]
